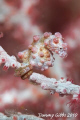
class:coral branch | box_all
[0,46,21,71]
[0,112,44,120]
[29,72,80,100]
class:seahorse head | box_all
[44,32,67,58]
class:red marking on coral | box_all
[12,64,15,67]
[3,66,8,71]
[54,82,57,84]
[63,89,67,93]
[2,58,5,62]
[67,78,73,83]
[53,38,59,44]
[13,116,17,120]
[61,77,64,79]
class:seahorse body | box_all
[15,32,67,80]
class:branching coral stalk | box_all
[29,72,80,100]
[0,46,21,70]
[0,112,44,120]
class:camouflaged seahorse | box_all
[15,32,67,80]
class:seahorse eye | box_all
[60,48,62,50]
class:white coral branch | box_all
[29,72,80,99]
[0,46,21,70]
[0,112,44,120]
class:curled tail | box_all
[14,64,33,80]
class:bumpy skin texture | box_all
[15,32,67,80]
